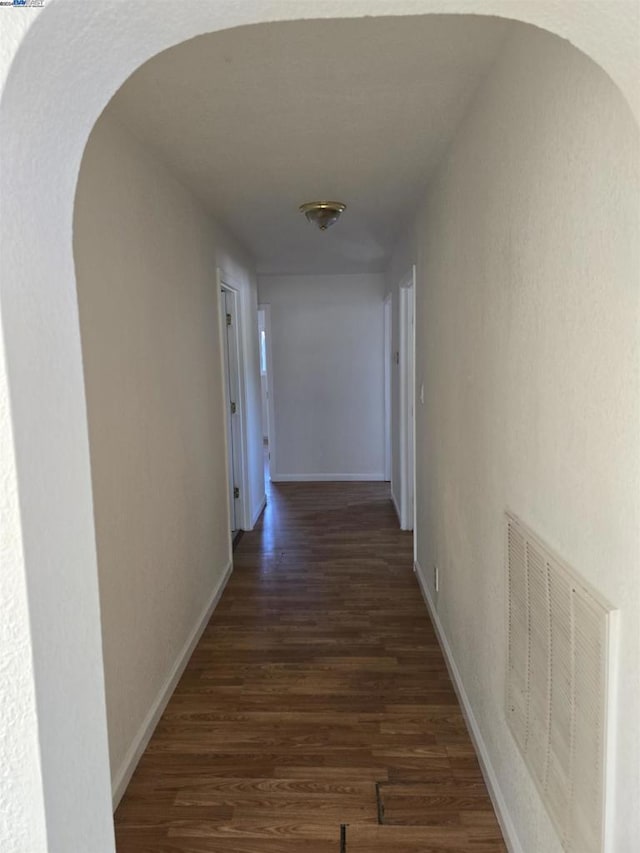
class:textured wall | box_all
[0,287,47,852]
[0,10,53,853]
[390,23,640,852]
[74,112,259,795]
[258,274,386,480]
[0,2,638,852]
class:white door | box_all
[220,287,243,534]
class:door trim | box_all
[383,294,392,483]
[399,265,416,533]
[218,270,251,533]
[258,303,276,483]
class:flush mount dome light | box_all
[299,201,346,231]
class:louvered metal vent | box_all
[506,512,617,853]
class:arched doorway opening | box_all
[1,4,638,852]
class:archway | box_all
[1,3,638,851]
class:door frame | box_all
[258,303,276,482]
[383,293,392,482]
[218,270,251,532]
[399,265,416,532]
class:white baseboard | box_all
[413,560,524,853]
[271,472,385,482]
[251,494,267,528]
[111,560,233,809]
[391,486,401,522]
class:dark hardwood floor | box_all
[114,481,506,852]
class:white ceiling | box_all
[108,16,511,274]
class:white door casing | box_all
[258,303,276,482]
[218,271,252,532]
[383,294,392,483]
[220,288,241,533]
[399,266,416,533]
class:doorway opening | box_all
[3,6,635,852]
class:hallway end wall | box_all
[258,273,386,481]
[389,24,640,853]
[74,112,261,800]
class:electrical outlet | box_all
[434,565,439,592]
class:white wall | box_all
[0,25,49,853]
[74,111,262,800]
[258,273,386,481]
[389,24,640,853]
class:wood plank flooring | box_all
[114,481,506,852]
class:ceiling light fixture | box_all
[299,201,346,231]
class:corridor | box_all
[114,482,506,852]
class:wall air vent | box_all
[505,512,617,853]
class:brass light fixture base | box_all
[299,201,346,231]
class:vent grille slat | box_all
[505,513,615,853]
[507,524,529,752]
[527,544,550,785]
